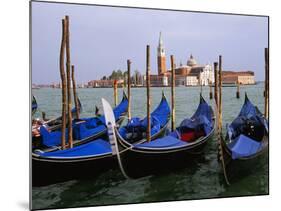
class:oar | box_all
[102,98,130,179]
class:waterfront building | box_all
[222,71,255,84]
[186,76,199,86]
[88,79,124,88]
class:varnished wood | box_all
[127,59,131,120]
[59,19,67,149]
[170,55,175,131]
[65,16,73,148]
[146,45,151,142]
[71,65,80,119]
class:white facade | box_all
[162,75,168,86]
[186,76,198,86]
[199,64,214,86]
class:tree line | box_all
[100,69,144,86]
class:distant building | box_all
[88,79,124,88]
[146,32,214,87]
[222,71,255,84]
[186,76,199,86]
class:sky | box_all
[31,1,268,84]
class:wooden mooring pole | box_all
[209,80,213,99]
[217,56,230,185]
[236,81,240,99]
[146,45,151,142]
[264,48,269,119]
[214,62,219,106]
[170,55,176,131]
[218,55,223,132]
[65,15,73,148]
[113,80,118,107]
[127,59,131,121]
[71,65,80,119]
[59,18,67,150]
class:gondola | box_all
[110,94,215,178]
[221,93,269,181]
[117,91,170,143]
[32,95,38,115]
[32,94,170,186]
[33,92,128,149]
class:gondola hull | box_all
[220,94,269,183]
[221,138,269,183]
[32,115,125,150]
[116,129,214,178]
[32,153,116,187]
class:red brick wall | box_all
[157,56,166,75]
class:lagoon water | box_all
[32,83,268,210]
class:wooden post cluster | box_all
[264,48,269,119]
[146,45,151,142]
[59,16,75,149]
[127,59,131,121]
[113,80,118,107]
[71,65,80,119]
[236,81,240,99]
[170,55,176,132]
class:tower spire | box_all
[157,31,166,75]
[159,31,163,46]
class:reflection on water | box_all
[32,83,268,210]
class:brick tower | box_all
[157,32,166,75]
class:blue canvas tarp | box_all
[228,134,262,159]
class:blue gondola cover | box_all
[228,134,262,159]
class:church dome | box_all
[187,54,197,67]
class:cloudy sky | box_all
[31,1,268,84]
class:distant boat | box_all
[32,95,38,115]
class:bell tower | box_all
[157,32,166,75]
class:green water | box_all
[31,83,268,210]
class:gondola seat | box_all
[134,135,187,149]
[34,139,111,158]
[228,134,262,159]
[40,126,68,147]
[73,119,106,140]
[119,116,161,142]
